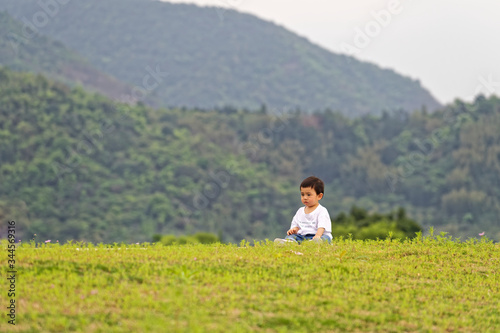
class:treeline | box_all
[1,68,499,243]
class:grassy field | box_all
[2,232,499,332]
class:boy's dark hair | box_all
[300,176,324,195]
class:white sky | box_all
[161,0,500,105]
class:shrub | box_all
[193,232,220,244]
[156,232,220,246]
[332,206,422,240]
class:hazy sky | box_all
[161,0,500,105]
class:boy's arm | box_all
[313,227,325,239]
[288,211,300,235]
[316,208,332,238]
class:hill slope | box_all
[1,68,499,243]
[0,0,441,115]
[0,11,134,102]
[0,68,300,243]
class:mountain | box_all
[1,68,499,243]
[0,0,441,115]
[0,11,134,102]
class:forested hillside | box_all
[0,11,133,101]
[0,68,300,243]
[318,96,500,241]
[0,0,440,116]
[1,68,498,243]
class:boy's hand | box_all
[313,228,325,239]
[287,227,300,235]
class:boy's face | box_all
[300,186,323,208]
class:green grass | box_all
[3,233,500,332]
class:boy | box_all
[275,176,332,244]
